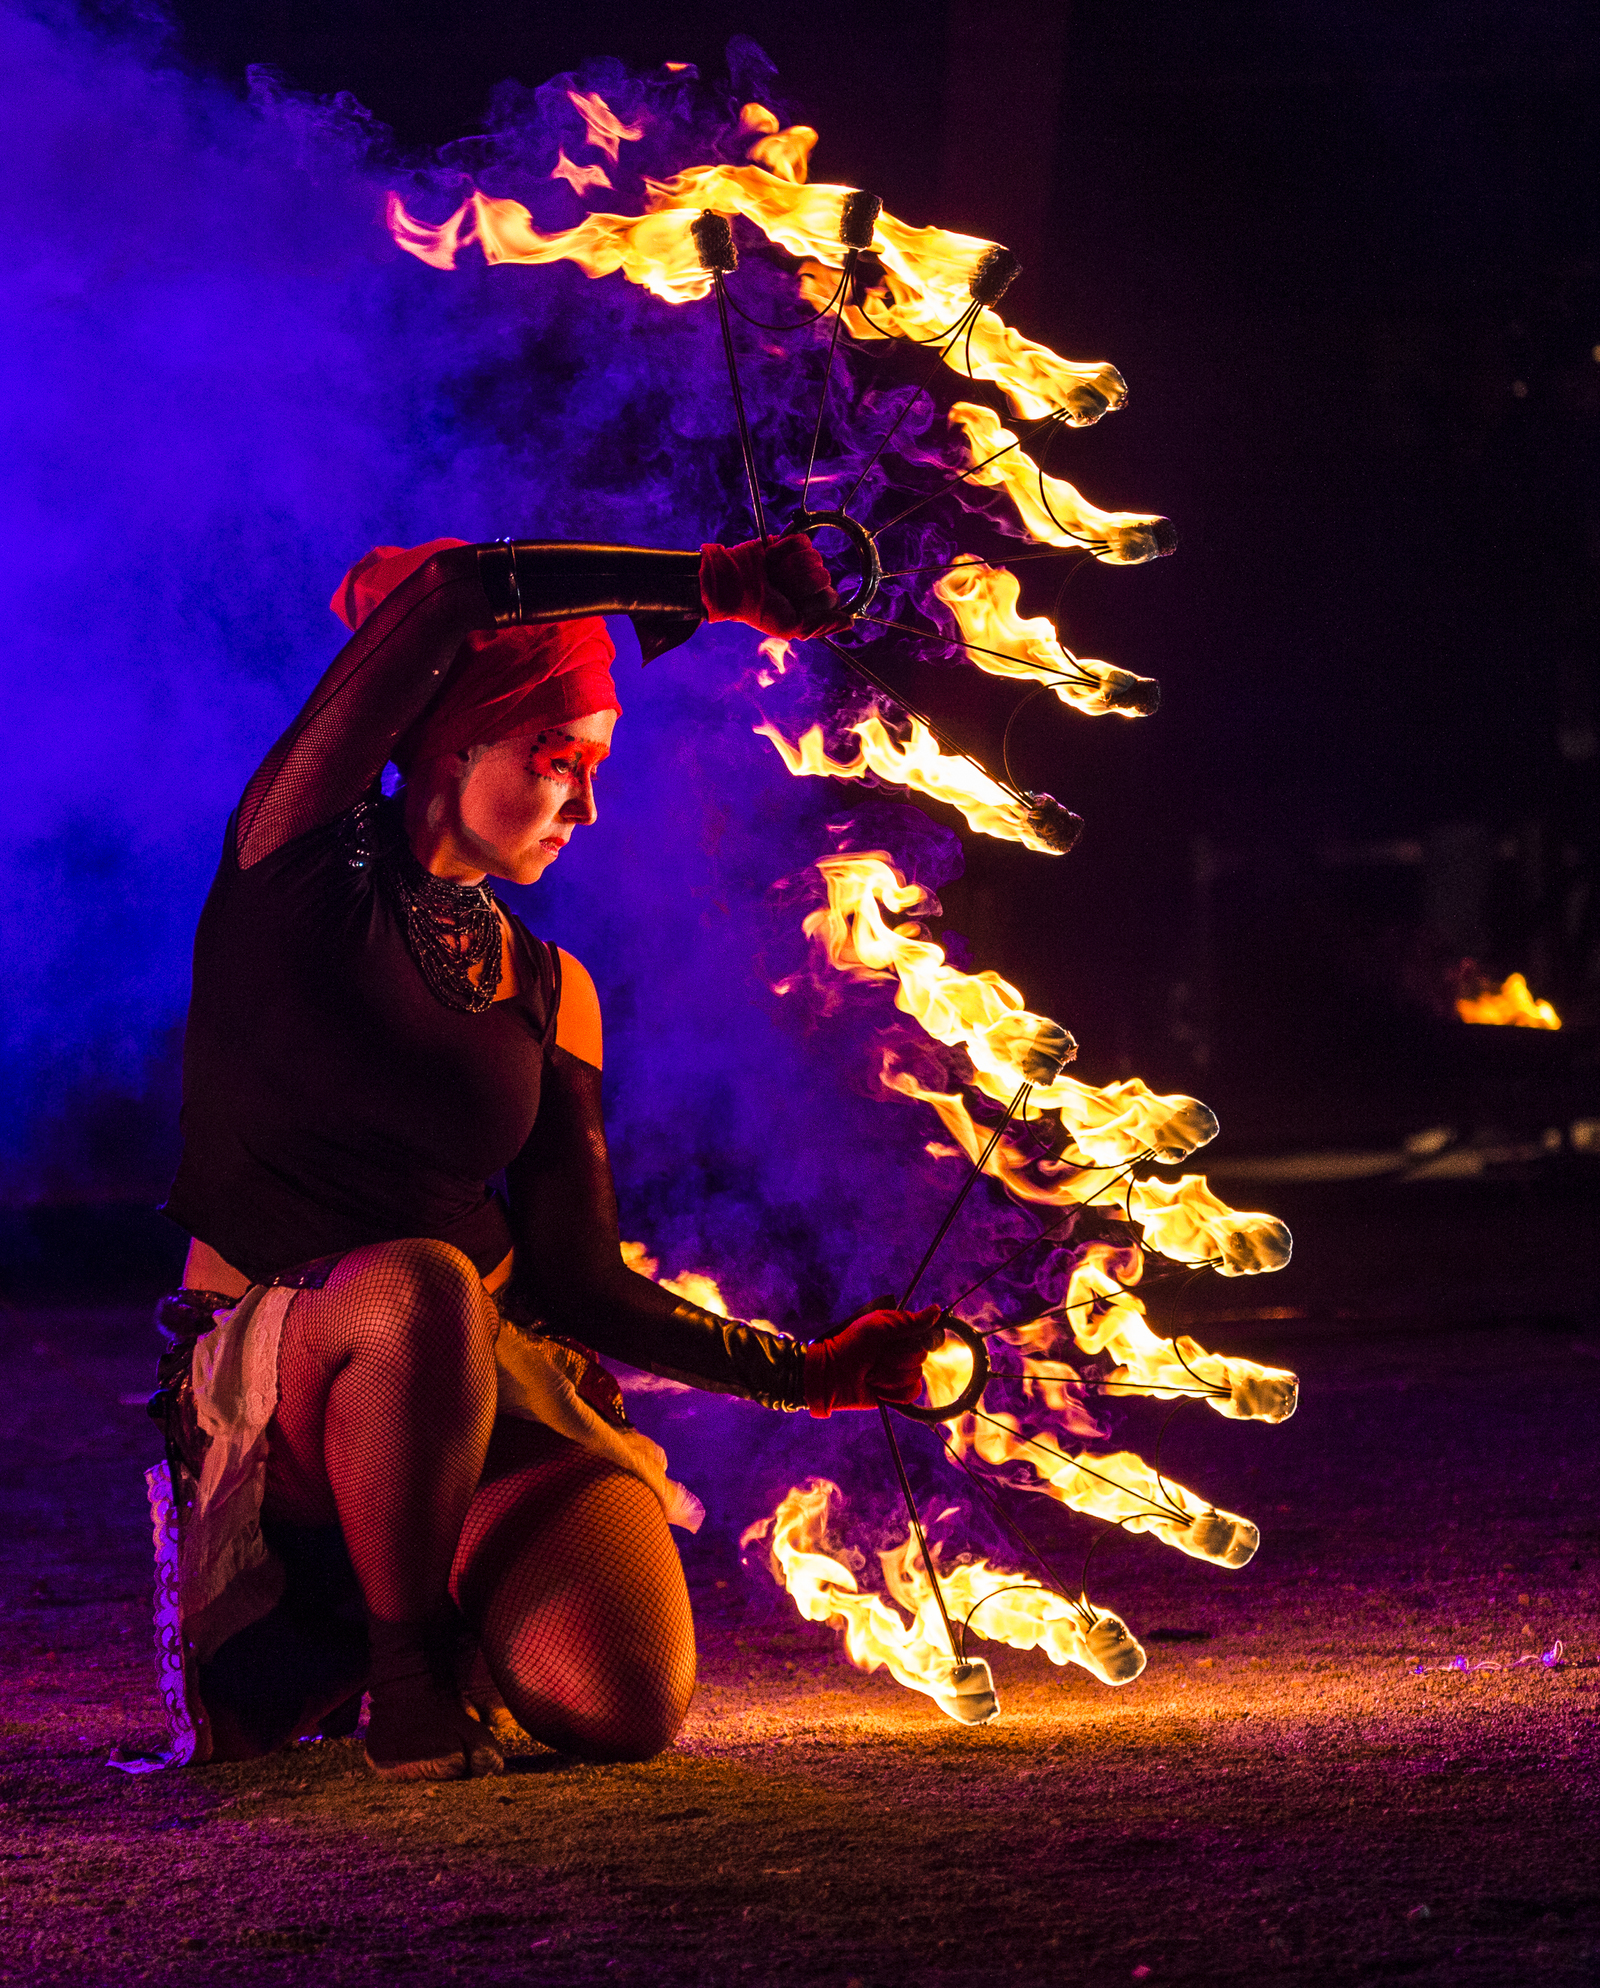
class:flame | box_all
[754,714,1062,854]
[566,90,644,163]
[661,163,1124,424]
[552,149,613,196]
[794,852,1290,1277]
[932,561,1159,717]
[753,635,793,686]
[954,1408,1259,1567]
[880,1063,1288,1274]
[916,1332,1266,1560]
[743,1479,1146,1723]
[386,189,713,304]
[800,853,1078,1104]
[947,402,1176,565]
[737,104,819,184]
[1457,971,1561,1030]
[389,121,1126,425]
[1023,1241,1298,1423]
[620,1240,775,1330]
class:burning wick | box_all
[937,1658,999,1725]
[690,209,738,273]
[969,245,1021,308]
[1023,792,1084,854]
[839,189,882,251]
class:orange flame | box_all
[932,561,1158,717]
[1456,971,1561,1030]
[742,1479,1146,1721]
[619,1240,776,1330]
[948,401,1175,565]
[386,189,713,304]
[1018,1240,1298,1422]
[566,90,644,163]
[917,1331,1263,1563]
[737,104,819,184]
[389,114,1125,426]
[551,148,613,196]
[754,714,1063,854]
[793,853,1292,1277]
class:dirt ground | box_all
[0,1254,1596,1986]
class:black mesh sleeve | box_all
[504,1047,808,1411]
[237,545,497,867]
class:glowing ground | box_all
[0,1269,1595,1985]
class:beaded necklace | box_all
[346,795,503,1013]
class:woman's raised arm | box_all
[236,544,497,867]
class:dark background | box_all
[7,0,1593,1298]
[163,0,1600,1145]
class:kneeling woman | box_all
[140,531,940,1783]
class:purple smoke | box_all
[1,10,1111,1537]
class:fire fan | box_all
[388,81,1300,1728]
[123,67,1302,1766]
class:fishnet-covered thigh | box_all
[451,1419,695,1763]
[263,1238,498,1623]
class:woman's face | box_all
[407,708,617,885]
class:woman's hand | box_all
[699,533,848,639]
[803,1305,947,1418]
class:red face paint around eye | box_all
[525,728,610,786]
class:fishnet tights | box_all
[262,1239,694,1762]
[264,1238,499,1622]
[451,1419,696,1762]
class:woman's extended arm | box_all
[504,1043,811,1408]
[508,963,940,1414]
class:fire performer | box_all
[142,532,942,1783]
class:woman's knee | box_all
[325,1238,496,1367]
[567,1666,693,1763]
[512,1623,695,1764]
[462,1461,696,1760]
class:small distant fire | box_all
[1456,971,1561,1030]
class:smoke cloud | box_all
[1,14,997,1287]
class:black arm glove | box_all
[476,542,703,662]
[504,1045,807,1411]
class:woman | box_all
[140,530,942,1784]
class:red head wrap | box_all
[331,538,621,772]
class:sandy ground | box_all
[0,1289,1595,1987]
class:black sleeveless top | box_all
[162,547,562,1286]
[164,795,556,1285]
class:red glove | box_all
[699,533,848,639]
[804,1306,946,1418]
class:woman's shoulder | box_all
[552,946,602,1070]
